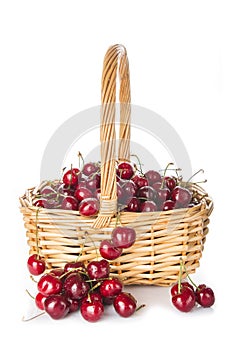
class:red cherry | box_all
[80,300,104,322]
[61,196,78,210]
[82,292,103,304]
[117,162,134,180]
[33,199,47,208]
[111,227,136,249]
[63,272,89,300]
[144,170,162,185]
[126,197,141,212]
[151,181,162,190]
[40,186,57,199]
[171,186,192,208]
[58,183,75,197]
[156,187,171,203]
[44,294,70,320]
[122,180,138,199]
[140,200,158,212]
[86,174,101,191]
[64,261,85,274]
[37,273,63,296]
[27,254,46,276]
[87,259,110,280]
[79,198,99,216]
[67,298,80,313]
[35,292,47,310]
[137,186,157,202]
[50,268,64,278]
[82,162,100,176]
[132,175,148,189]
[172,287,196,312]
[100,278,123,298]
[170,282,194,296]
[195,284,215,308]
[74,186,93,202]
[63,168,81,187]
[162,200,176,211]
[164,176,177,190]
[99,240,122,260]
[114,292,137,318]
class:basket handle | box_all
[93,44,131,228]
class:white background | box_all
[0,0,233,348]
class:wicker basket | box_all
[20,44,213,287]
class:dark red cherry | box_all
[111,227,136,249]
[156,187,171,203]
[132,175,148,189]
[79,198,99,216]
[117,162,134,180]
[82,292,103,304]
[40,186,57,199]
[171,186,192,208]
[170,282,194,296]
[50,268,64,278]
[37,273,63,296]
[64,261,85,274]
[151,181,162,190]
[87,259,110,280]
[137,186,157,202]
[80,300,104,322]
[58,183,75,197]
[33,199,47,208]
[82,162,100,176]
[67,298,80,313]
[27,254,46,276]
[195,284,215,308]
[144,170,162,185]
[117,183,126,204]
[74,186,93,202]
[163,200,176,211]
[122,180,138,199]
[63,168,81,187]
[172,287,196,312]
[99,240,122,260]
[100,278,123,298]
[63,272,89,300]
[86,174,101,191]
[114,292,137,317]
[44,294,70,319]
[164,176,177,190]
[126,197,141,212]
[61,196,78,210]
[140,200,158,212]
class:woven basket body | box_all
[20,45,213,286]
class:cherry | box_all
[162,200,175,211]
[50,268,64,278]
[80,300,104,322]
[86,174,101,191]
[171,186,192,208]
[82,292,103,304]
[100,278,123,298]
[137,186,157,202]
[144,170,162,185]
[114,292,137,318]
[82,162,100,177]
[172,287,196,312]
[37,273,63,296]
[111,227,136,249]
[44,198,61,209]
[126,197,141,212]
[63,272,89,300]
[63,168,81,187]
[140,200,157,212]
[40,186,57,199]
[156,188,171,204]
[132,175,148,189]
[117,183,125,204]
[117,162,134,180]
[164,176,177,191]
[99,240,122,260]
[79,198,99,216]
[152,181,162,190]
[27,254,46,276]
[121,180,138,199]
[64,261,85,274]
[74,186,93,202]
[58,183,75,197]
[61,196,78,210]
[44,294,70,320]
[170,281,194,296]
[87,259,110,280]
[33,199,47,208]
[35,292,47,310]
[67,298,80,313]
[195,284,215,308]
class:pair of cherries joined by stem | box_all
[171,259,215,312]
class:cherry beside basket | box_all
[20,44,213,286]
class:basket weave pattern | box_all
[19,45,213,286]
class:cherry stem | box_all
[22,312,45,322]
[25,289,35,300]
[178,258,183,294]
[115,211,122,228]
[136,304,146,312]
[77,151,84,170]
[182,263,198,289]
[161,162,174,189]
[185,169,205,188]
[131,154,144,175]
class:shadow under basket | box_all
[19,44,214,286]
[20,182,213,287]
